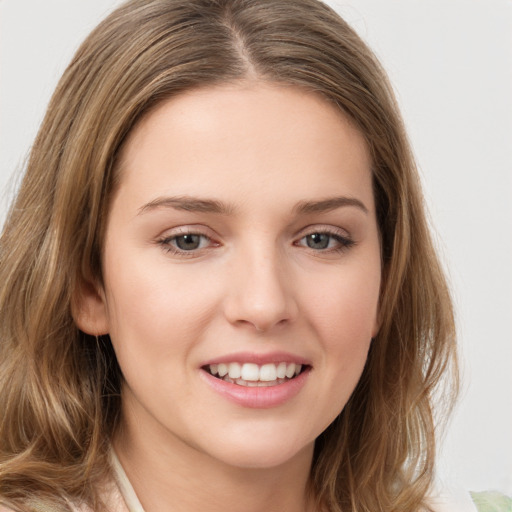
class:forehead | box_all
[114,81,373,214]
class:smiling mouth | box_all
[203,362,308,387]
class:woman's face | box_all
[79,82,381,469]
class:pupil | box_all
[176,234,200,250]
[307,233,329,249]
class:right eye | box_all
[172,234,207,251]
[157,231,214,255]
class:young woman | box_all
[1,0,501,511]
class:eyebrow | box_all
[137,195,368,216]
[293,196,368,215]
[137,196,235,216]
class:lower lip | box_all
[200,368,311,409]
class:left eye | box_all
[298,232,350,251]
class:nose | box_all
[222,244,298,332]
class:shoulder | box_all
[471,491,512,512]
[0,489,127,512]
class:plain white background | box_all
[1,0,511,495]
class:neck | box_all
[113,411,316,512]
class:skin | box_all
[75,82,381,512]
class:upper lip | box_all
[200,351,312,367]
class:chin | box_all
[198,428,315,470]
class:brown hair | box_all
[0,1,457,510]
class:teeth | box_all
[235,378,285,387]
[259,363,277,381]
[207,362,304,383]
[276,362,287,379]
[240,363,259,381]
[228,362,241,379]
[285,363,296,378]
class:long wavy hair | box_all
[0,0,457,510]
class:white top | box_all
[111,451,146,512]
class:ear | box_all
[71,276,110,336]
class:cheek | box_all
[317,286,375,380]
[300,258,380,409]
[304,261,380,343]
[101,248,225,367]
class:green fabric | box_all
[471,491,512,512]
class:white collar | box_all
[110,450,146,512]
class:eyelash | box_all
[156,227,355,257]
